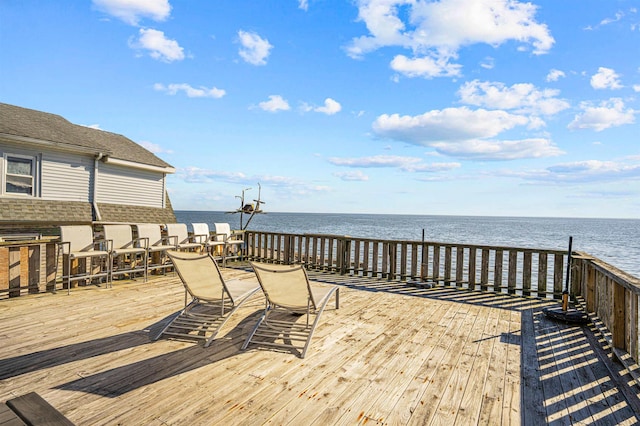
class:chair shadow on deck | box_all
[0,309,255,383]
[0,330,152,381]
[54,309,265,398]
[53,304,340,398]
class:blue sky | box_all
[1,0,639,218]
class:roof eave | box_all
[103,156,176,174]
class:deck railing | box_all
[245,231,570,298]
[571,253,640,367]
[245,230,640,366]
[0,239,58,297]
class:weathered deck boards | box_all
[0,265,639,425]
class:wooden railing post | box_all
[444,246,452,285]
[420,243,429,282]
[523,252,532,297]
[456,246,464,288]
[613,282,626,349]
[508,250,517,295]
[388,242,397,280]
[468,247,476,290]
[338,237,351,275]
[480,248,489,291]
[283,235,291,264]
[494,249,503,293]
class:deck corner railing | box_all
[572,252,640,364]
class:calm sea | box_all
[175,211,640,279]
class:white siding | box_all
[96,162,165,208]
[41,151,92,201]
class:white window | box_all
[3,154,37,196]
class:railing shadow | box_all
[303,268,554,313]
[520,309,640,425]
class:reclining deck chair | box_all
[242,262,340,358]
[59,225,110,294]
[155,251,260,347]
[165,223,203,252]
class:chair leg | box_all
[300,295,335,358]
[67,255,71,295]
[241,311,268,351]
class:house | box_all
[0,102,177,235]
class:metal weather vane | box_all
[226,183,265,230]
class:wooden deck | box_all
[1,265,639,425]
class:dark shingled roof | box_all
[0,103,172,169]
[0,198,177,227]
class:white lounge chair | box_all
[165,223,203,252]
[58,225,110,294]
[155,251,260,347]
[242,262,340,358]
[103,224,148,283]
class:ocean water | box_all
[175,211,640,279]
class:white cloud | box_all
[180,167,248,184]
[177,167,330,197]
[568,98,635,131]
[372,107,563,160]
[93,0,171,25]
[328,155,461,172]
[258,95,290,112]
[390,54,461,79]
[373,107,530,143]
[314,98,342,115]
[153,83,225,98]
[600,11,624,26]
[546,69,565,82]
[408,162,462,172]
[590,67,623,90]
[130,28,184,62]
[140,141,173,154]
[298,0,309,11]
[457,80,570,115]
[329,155,424,169]
[633,84,640,92]
[238,30,273,66]
[431,138,563,160]
[480,56,494,70]
[346,0,554,77]
[333,171,369,181]
[506,160,640,184]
